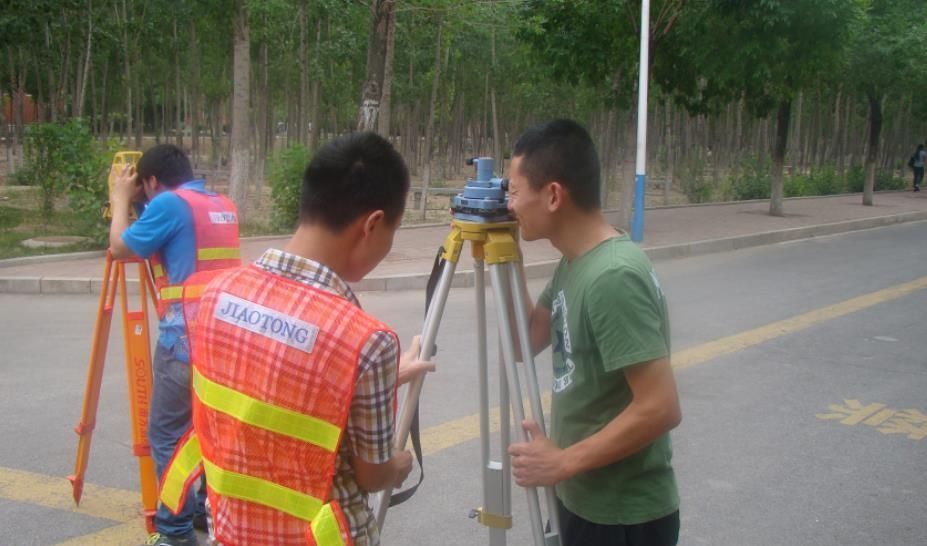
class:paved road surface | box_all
[1,221,925,545]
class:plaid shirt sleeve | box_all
[345,330,398,464]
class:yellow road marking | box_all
[421,394,552,456]
[419,274,927,454]
[672,275,927,369]
[5,274,927,543]
[817,400,927,441]
[54,521,147,546]
[0,466,139,523]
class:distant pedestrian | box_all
[908,144,925,192]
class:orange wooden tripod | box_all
[68,250,160,532]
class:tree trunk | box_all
[298,4,308,144]
[229,0,251,220]
[790,91,803,174]
[602,108,617,210]
[840,92,851,174]
[173,17,183,147]
[100,56,109,137]
[118,0,132,143]
[357,0,394,131]
[75,1,93,118]
[490,23,502,167]
[770,99,791,217]
[190,22,201,167]
[254,26,270,198]
[420,21,443,219]
[863,95,882,206]
[377,5,397,137]
[309,19,322,151]
[5,47,20,172]
[663,97,673,205]
[826,89,841,165]
[135,80,144,148]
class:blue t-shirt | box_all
[122,180,210,362]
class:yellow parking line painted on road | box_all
[672,275,927,370]
[420,394,552,456]
[418,274,927,453]
[0,466,139,523]
[5,274,927,544]
[54,521,148,546]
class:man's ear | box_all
[142,175,159,191]
[361,209,386,237]
[547,181,567,212]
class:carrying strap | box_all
[388,245,444,507]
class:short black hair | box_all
[136,144,194,188]
[512,119,600,211]
[300,132,409,231]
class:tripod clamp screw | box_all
[469,506,513,530]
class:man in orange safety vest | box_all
[159,132,433,546]
[110,144,240,546]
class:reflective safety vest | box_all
[150,188,240,318]
[160,265,398,546]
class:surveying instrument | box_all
[68,151,160,532]
[375,157,562,546]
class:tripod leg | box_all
[374,257,458,529]
[498,342,511,526]
[488,264,547,546]
[472,260,509,546]
[118,261,159,531]
[506,262,562,543]
[69,253,117,506]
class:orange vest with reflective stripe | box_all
[150,188,240,317]
[161,265,397,546]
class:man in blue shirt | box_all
[111,144,235,546]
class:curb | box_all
[5,211,925,296]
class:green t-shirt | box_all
[538,234,679,525]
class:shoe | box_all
[143,532,199,546]
[915,186,921,192]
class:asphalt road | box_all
[1,221,926,545]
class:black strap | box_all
[388,403,424,507]
[389,246,445,507]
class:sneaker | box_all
[143,532,199,546]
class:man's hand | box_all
[351,449,414,492]
[391,450,414,487]
[111,164,144,206]
[108,164,143,259]
[508,420,569,487]
[397,335,435,385]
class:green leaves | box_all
[21,119,112,241]
[267,144,311,232]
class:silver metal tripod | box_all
[373,217,561,546]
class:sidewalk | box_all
[2,191,925,294]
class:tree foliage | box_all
[1,0,926,221]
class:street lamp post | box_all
[631,0,650,242]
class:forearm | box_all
[563,399,681,478]
[515,261,552,357]
[108,199,133,259]
[351,452,407,493]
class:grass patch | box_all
[0,201,104,260]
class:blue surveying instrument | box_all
[451,157,512,223]
[375,157,562,546]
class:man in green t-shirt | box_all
[507,119,681,546]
